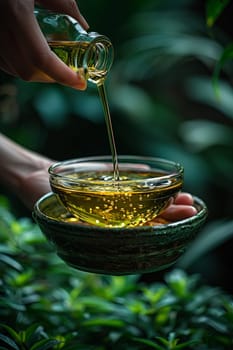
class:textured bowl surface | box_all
[33,192,208,275]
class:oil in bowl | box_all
[49,156,183,228]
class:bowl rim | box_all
[48,155,184,186]
[34,192,208,233]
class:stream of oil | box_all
[48,41,119,180]
[97,83,119,181]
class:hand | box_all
[0,134,198,220]
[0,0,88,90]
[159,192,197,222]
[20,169,197,221]
[0,133,52,210]
[20,171,198,222]
[17,159,53,210]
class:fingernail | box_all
[78,73,87,90]
[73,69,87,90]
[80,15,89,31]
[189,206,198,216]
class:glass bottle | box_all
[34,9,114,85]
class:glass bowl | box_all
[49,155,184,228]
[33,192,207,275]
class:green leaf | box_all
[0,334,19,350]
[186,76,233,119]
[82,318,125,328]
[174,340,199,349]
[213,42,233,94]
[206,0,231,27]
[23,324,43,344]
[11,269,34,287]
[0,196,10,209]
[0,254,22,271]
[142,285,168,305]
[0,298,26,312]
[74,296,115,312]
[0,325,21,344]
[180,119,233,151]
[132,337,165,350]
[165,270,189,298]
[30,338,59,350]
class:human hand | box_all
[18,160,53,210]
[21,168,198,222]
[158,192,197,222]
[24,169,197,224]
[0,0,88,90]
[0,132,196,219]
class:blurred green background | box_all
[1,0,233,291]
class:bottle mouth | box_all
[83,35,114,84]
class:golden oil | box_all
[50,170,182,228]
[48,41,119,180]
[48,40,112,85]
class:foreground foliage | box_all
[0,198,233,349]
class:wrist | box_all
[0,133,52,193]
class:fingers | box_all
[174,192,195,205]
[36,0,89,30]
[27,40,87,90]
[159,192,197,221]
[0,7,87,89]
[160,204,197,221]
[0,0,88,89]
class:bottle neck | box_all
[83,36,114,85]
[35,9,114,84]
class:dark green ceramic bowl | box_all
[33,192,207,275]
